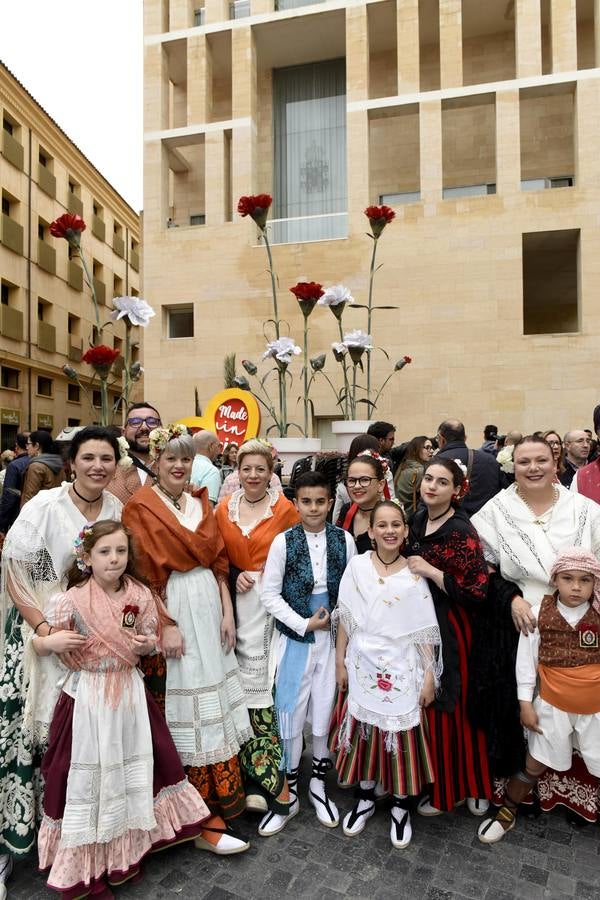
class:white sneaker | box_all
[416,796,444,817]
[342,796,375,836]
[467,797,490,817]
[308,776,339,828]
[477,807,516,844]
[258,798,299,836]
[390,804,412,849]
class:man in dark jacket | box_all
[0,432,31,540]
[436,419,502,516]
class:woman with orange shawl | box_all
[215,439,299,832]
[123,425,253,855]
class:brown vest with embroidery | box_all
[537,594,600,667]
[106,460,155,506]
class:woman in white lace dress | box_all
[0,426,123,894]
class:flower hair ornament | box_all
[73,523,95,572]
[451,458,471,500]
[117,435,134,469]
[148,423,188,460]
[356,448,390,475]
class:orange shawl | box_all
[123,485,228,594]
[214,492,299,571]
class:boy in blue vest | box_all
[258,471,355,836]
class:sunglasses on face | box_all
[126,416,161,428]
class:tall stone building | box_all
[0,62,141,449]
[143,0,600,443]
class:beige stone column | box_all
[205,130,227,225]
[346,4,370,231]
[397,0,420,95]
[550,0,577,72]
[145,43,170,132]
[346,4,369,103]
[419,100,442,202]
[187,34,213,125]
[231,26,257,202]
[144,141,170,230]
[595,0,600,67]
[496,90,521,195]
[169,0,193,31]
[515,0,542,77]
[574,79,600,188]
[439,0,462,89]
[144,0,168,34]
[251,0,274,13]
[205,0,229,25]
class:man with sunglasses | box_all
[107,402,162,504]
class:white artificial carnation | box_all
[343,329,373,350]
[497,446,515,474]
[319,284,355,307]
[262,337,301,366]
[111,296,156,327]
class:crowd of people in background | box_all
[0,406,599,898]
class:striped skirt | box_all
[426,605,492,810]
[329,692,434,796]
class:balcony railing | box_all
[68,260,84,292]
[67,192,84,217]
[276,0,325,8]
[1,214,24,255]
[38,240,56,275]
[93,278,106,306]
[38,164,56,199]
[230,0,250,18]
[442,182,496,199]
[0,305,24,341]
[2,130,24,170]
[113,234,125,258]
[92,215,106,242]
[256,212,348,246]
[38,320,56,353]
[130,249,140,272]
[68,337,83,362]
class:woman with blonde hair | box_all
[215,438,299,834]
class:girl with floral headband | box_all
[123,424,253,856]
[33,520,209,897]
[406,457,492,820]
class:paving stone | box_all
[545,872,576,897]
[519,864,549,886]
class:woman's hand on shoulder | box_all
[161,624,185,658]
[511,596,536,635]
[220,611,236,653]
[236,571,256,594]
[407,556,438,581]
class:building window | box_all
[67,418,81,427]
[194,7,205,25]
[1,282,10,305]
[1,367,20,390]
[190,214,206,226]
[2,196,10,215]
[37,376,53,397]
[67,384,81,403]
[68,314,80,336]
[522,229,580,335]
[38,221,46,240]
[3,117,13,135]
[273,59,347,242]
[167,305,194,339]
[92,389,102,408]
[39,150,47,166]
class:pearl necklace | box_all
[516,485,559,532]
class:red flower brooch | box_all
[122,604,139,629]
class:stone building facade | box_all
[0,62,141,449]
[143,0,600,444]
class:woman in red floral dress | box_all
[406,458,492,817]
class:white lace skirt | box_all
[234,572,279,710]
[165,566,253,766]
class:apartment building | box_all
[144,0,600,442]
[0,62,141,450]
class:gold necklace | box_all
[155,481,184,510]
[516,485,559,531]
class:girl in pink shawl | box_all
[33,521,209,899]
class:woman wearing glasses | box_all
[394,436,434,516]
[336,453,387,554]
[108,403,162,504]
[541,429,565,481]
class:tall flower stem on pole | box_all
[290,282,324,437]
[337,321,351,418]
[363,205,395,402]
[263,230,280,340]
[123,321,132,411]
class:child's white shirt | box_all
[260,527,356,636]
[516,599,591,703]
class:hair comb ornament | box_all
[73,523,95,572]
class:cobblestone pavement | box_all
[9,766,600,900]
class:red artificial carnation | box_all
[49,213,86,243]
[364,204,395,238]
[290,281,324,317]
[403,355,412,364]
[237,194,273,229]
[82,345,121,369]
